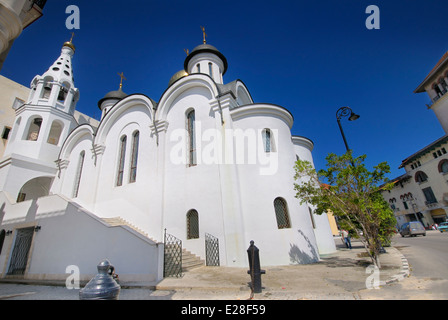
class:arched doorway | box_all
[16,177,53,203]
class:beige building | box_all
[0,0,46,70]
[383,51,448,228]
[0,75,29,157]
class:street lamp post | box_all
[336,107,360,153]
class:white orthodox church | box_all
[0,36,335,284]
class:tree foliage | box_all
[293,151,396,268]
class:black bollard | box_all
[79,259,121,300]
[247,240,265,294]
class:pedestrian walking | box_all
[341,229,352,249]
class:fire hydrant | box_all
[247,240,265,294]
[79,259,121,300]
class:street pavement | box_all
[0,235,423,300]
[357,230,448,300]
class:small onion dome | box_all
[184,43,228,75]
[97,87,128,110]
[63,41,75,52]
[168,70,188,87]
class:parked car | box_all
[438,222,448,233]
[400,221,426,237]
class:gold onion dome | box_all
[168,70,188,87]
[63,41,75,52]
[63,33,76,52]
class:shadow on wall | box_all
[289,229,319,264]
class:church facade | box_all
[0,38,335,284]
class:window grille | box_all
[274,198,291,229]
[187,209,199,239]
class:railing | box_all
[33,0,47,10]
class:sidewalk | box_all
[153,238,407,300]
[0,237,409,300]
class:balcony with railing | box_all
[33,0,47,10]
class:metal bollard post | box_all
[247,240,265,295]
[79,259,121,300]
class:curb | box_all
[381,247,410,286]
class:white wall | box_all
[0,192,163,284]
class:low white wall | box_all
[0,193,163,284]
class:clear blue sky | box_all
[2,0,448,180]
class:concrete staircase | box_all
[182,248,204,272]
[102,217,204,272]
[102,217,157,242]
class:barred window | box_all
[129,131,139,183]
[116,135,127,186]
[262,128,275,152]
[187,209,199,239]
[274,197,291,229]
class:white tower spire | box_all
[28,34,79,114]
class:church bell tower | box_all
[0,36,80,201]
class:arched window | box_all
[41,78,53,100]
[415,171,428,183]
[273,197,291,229]
[262,129,274,152]
[25,117,43,141]
[208,62,213,78]
[196,64,201,73]
[438,159,448,174]
[187,209,199,239]
[72,151,85,198]
[116,135,127,186]
[47,121,63,145]
[129,131,139,183]
[57,82,70,103]
[187,110,196,166]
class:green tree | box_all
[293,151,396,268]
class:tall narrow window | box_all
[187,110,196,166]
[187,209,199,239]
[0,229,5,256]
[129,131,139,183]
[274,197,291,229]
[72,151,85,198]
[308,207,316,229]
[422,187,437,204]
[208,62,213,78]
[197,64,201,73]
[116,135,127,186]
[1,127,11,140]
[262,129,273,152]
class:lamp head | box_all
[348,113,360,121]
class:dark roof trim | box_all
[399,134,448,168]
[184,45,228,75]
